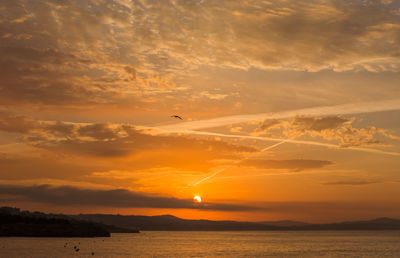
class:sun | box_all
[193,195,202,203]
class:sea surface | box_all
[1,231,400,257]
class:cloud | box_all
[1,109,398,160]
[0,0,180,107]
[257,119,282,131]
[0,184,259,211]
[0,111,39,133]
[77,124,120,140]
[255,116,350,136]
[172,129,400,157]
[191,158,333,186]
[157,98,400,131]
[239,159,333,172]
[321,180,380,186]
[0,46,102,106]
[120,0,400,72]
[44,122,76,136]
[0,111,77,135]
[0,112,84,137]
[22,123,256,158]
[329,126,392,148]
[0,154,97,180]
[291,116,350,132]
[198,91,229,100]
[0,113,260,179]
[0,119,262,185]
[0,111,256,158]
[256,115,399,148]
[242,201,400,221]
[1,0,400,108]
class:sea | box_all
[1,231,400,257]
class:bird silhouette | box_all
[170,115,183,120]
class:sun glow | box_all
[193,195,202,203]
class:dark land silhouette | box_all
[74,213,400,231]
[2,206,400,236]
[0,207,138,237]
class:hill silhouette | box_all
[3,206,400,235]
[73,213,400,231]
[0,207,138,237]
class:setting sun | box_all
[193,196,202,203]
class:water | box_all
[1,231,400,257]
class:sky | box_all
[0,0,400,223]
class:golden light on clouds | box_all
[0,0,399,222]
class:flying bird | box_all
[170,115,183,120]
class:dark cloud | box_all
[0,112,76,135]
[0,111,38,133]
[1,0,400,108]
[292,116,350,132]
[321,180,380,186]
[32,132,255,158]
[77,124,119,140]
[21,122,256,157]
[239,159,333,171]
[0,5,106,106]
[243,201,400,217]
[0,0,176,107]
[256,115,399,148]
[0,184,259,211]
[258,119,282,131]
[124,66,137,80]
[125,0,400,72]
[258,116,349,134]
[43,122,76,136]
[0,112,257,176]
[0,111,256,158]
[0,154,99,180]
[0,47,100,106]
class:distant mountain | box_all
[72,214,400,231]
[73,214,286,231]
[293,217,400,231]
[3,206,400,234]
[0,207,138,237]
[258,220,311,227]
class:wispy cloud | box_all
[240,159,333,172]
[2,0,400,109]
[163,130,400,157]
[147,99,400,159]
[257,115,399,148]
[321,180,380,186]
[0,115,255,158]
[190,139,296,186]
[191,168,227,187]
[0,184,259,211]
[156,99,400,131]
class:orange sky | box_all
[1,0,400,223]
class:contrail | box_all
[261,139,290,151]
[191,139,289,186]
[191,168,228,186]
[158,99,400,187]
[153,129,400,157]
[190,132,400,186]
[157,99,400,131]
[134,99,400,157]
[156,99,400,186]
